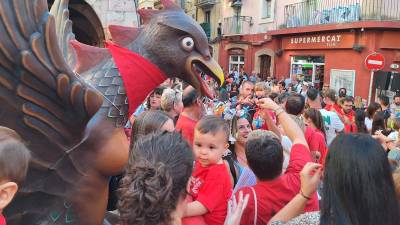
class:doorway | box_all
[259,54,271,80]
[290,56,325,90]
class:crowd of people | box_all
[2,71,400,225]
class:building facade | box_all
[219,0,400,100]
[48,0,139,46]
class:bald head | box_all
[182,86,200,107]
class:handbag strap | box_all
[250,187,257,225]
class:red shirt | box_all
[237,144,319,225]
[324,103,341,113]
[305,126,328,165]
[189,161,233,225]
[175,114,198,146]
[0,215,5,225]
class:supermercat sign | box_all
[282,32,355,50]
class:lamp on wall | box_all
[231,0,242,9]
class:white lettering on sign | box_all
[367,60,384,65]
[289,35,343,47]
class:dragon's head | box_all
[130,0,224,97]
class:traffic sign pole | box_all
[368,70,374,105]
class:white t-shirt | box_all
[281,135,292,173]
[365,117,373,131]
[320,109,344,146]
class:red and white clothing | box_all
[237,144,319,225]
[189,161,233,225]
[324,103,341,113]
[175,114,197,146]
[337,109,356,133]
[252,109,276,130]
[305,126,328,165]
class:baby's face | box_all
[193,130,227,167]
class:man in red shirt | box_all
[237,98,319,225]
[337,96,356,133]
[176,86,205,145]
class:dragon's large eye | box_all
[181,37,194,51]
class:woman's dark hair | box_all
[338,87,347,97]
[354,109,368,133]
[131,110,172,146]
[366,102,381,119]
[321,134,400,225]
[304,108,326,140]
[371,111,387,135]
[119,132,194,225]
[146,87,166,110]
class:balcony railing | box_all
[196,0,216,9]
[223,16,252,36]
[283,0,400,29]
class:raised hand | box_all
[224,191,250,225]
[300,162,323,198]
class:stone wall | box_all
[85,0,139,39]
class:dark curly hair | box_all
[118,132,194,225]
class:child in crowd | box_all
[0,127,31,225]
[184,116,233,225]
[252,82,276,130]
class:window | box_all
[205,11,211,23]
[261,0,273,19]
[229,55,245,73]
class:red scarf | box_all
[106,42,167,115]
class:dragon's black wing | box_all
[0,0,103,223]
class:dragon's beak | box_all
[185,53,224,98]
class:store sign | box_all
[282,33,355,50]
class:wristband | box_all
[299,189,311,200]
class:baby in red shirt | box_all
[183,116,233,225]
[0,127,31,225]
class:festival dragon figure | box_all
[0,0,224,224]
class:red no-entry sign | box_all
[365,52,385,71]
